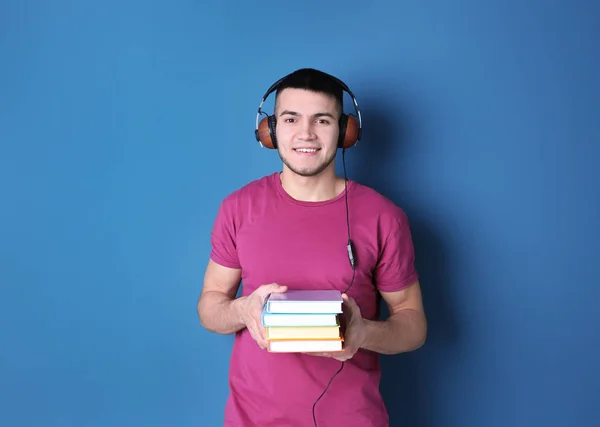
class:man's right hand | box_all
[237,283,287,349]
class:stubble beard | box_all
[278,148,337,177]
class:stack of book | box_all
[261,289,344,353]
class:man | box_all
[197,68,427,427]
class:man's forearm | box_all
[198,291,248,334]
[360,309,427,354]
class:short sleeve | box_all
[209,196,241,269]
[374,212,419,292]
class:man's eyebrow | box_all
[313,112,336,119]
[278,110,336,119]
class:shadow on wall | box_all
[343,96,461,427]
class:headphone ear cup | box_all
[257,115,277,149]
[338,114,348,149]
[340,114,360,149]
[268,115,278,149]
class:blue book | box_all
[261,311,340,327]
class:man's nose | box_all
[297,120,316,140]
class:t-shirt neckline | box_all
[271,172,355,207]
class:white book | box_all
[265,289,343,314]
[261,312,339,327]
[268,339,343,353]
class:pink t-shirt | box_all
[210,172,419,427]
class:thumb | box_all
[342,293,358,309]
[260,283,288,294]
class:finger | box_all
[332,354,349,361]
[332,349,353,361]
[258,324,267,342]
[257,337,267,349]
[250,319,266,340]
[302,352,332,357]
[342,293,359,312]
[247,326,260,342]
[341,293,356,305]
[256,322,268,348]
[261,283,288,295]
[248,326,267,349]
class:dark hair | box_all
[274,68,344,114]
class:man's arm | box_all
[197,259,246,334]
[360,280,427,354]
[197,259,288,348]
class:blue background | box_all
[1,1,599,426]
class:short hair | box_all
[274,68,344,115]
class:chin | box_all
[280,150,336,178]
[284,162,333,177]
[290,168,325,177]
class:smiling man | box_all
[197,68,427,427]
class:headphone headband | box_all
[254,70,363,150]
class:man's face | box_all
[274,88,340,177]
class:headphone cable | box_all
[312,148,356,427]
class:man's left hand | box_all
[304,293,366,362]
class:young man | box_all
[198,68,427,427]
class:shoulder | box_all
[349,180,411,234]
[221,173,278,201]
[218,172,279,212]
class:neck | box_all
[279,167,345,202]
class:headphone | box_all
[254,70,363,150]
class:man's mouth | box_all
[293,147,321,154]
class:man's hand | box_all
[305,293,366,361]
[237,283,287,350]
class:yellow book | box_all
[266,325,341,340]
[267,332,344,353]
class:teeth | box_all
[296,148,318,153]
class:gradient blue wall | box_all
[1,1,599,426]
